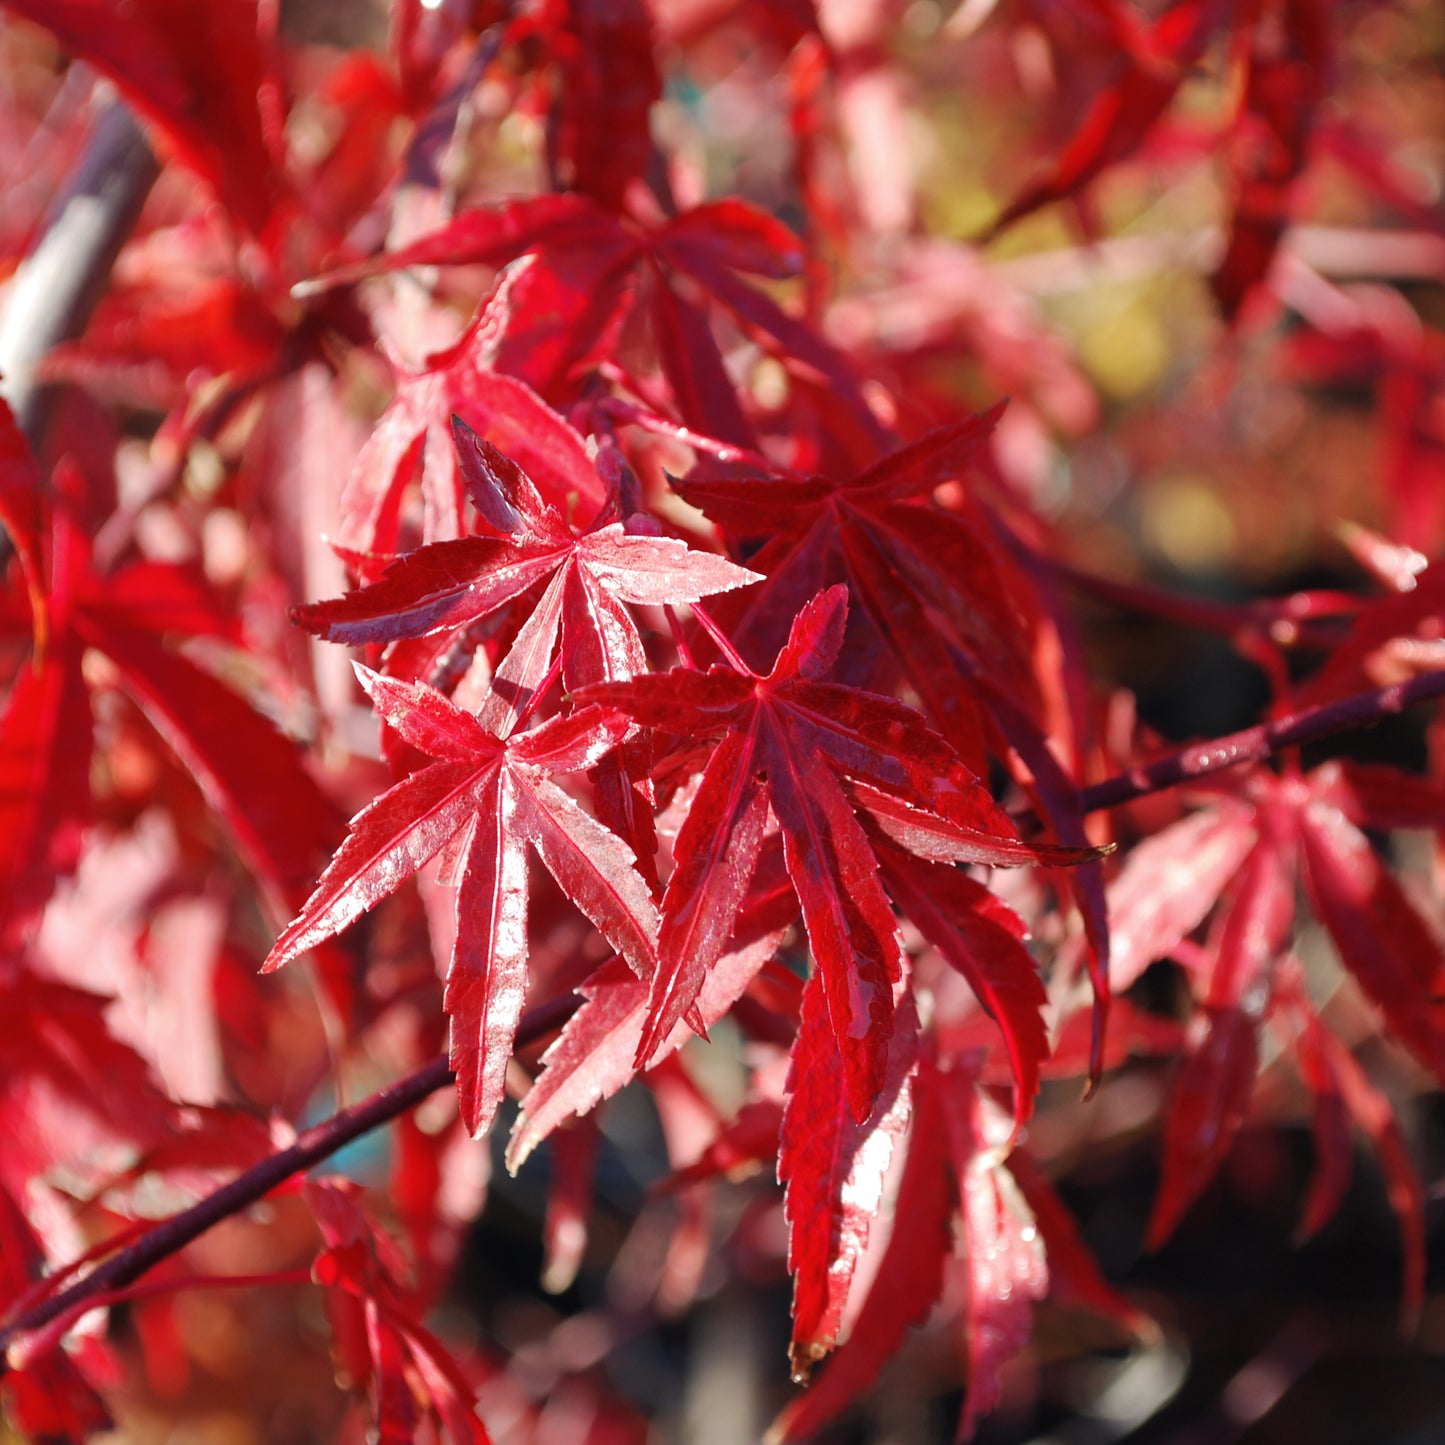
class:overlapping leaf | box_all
[774,1059,1112,1443]
[583,586,1095,1122]
[333,273,610,557]
[266,668,660,1136]
[769,1057,955,1443]
[300,191,880,444]
[680,427,1114,1080]
[1119,765,1445,1255]
[672,406,1034,721]
[300,423,760,733]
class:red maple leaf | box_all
[581,585,1092,1122]
[265,669,660,1136]
[300,191,881,447]
[773,1057,1098,1442]
[1099,761,1445,1298]
[298,423,760,732]
[330,273,611,558]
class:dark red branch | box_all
[1074,668,1445,816]
[0,992,578,1370]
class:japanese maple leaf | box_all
[671,405,1041,760]
[774,1059,1089,1443]
[677,453,1108,1062]
[264,668,660,1137]
[300,192,881,447]
[580,586,1089,1121]
[332,267,611,558]
[1101,760,1445,1282]
[298,423,761,736]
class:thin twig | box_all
[1073,667,1445,818]
[0,991,579,1371]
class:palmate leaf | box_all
[773,1059,1099,1443]
[265,670,660,1136]
[300,425,760,734]
[301,189,880,443]
[582,586,1097,1123]
[672,407,1027,702]
[769,1059,954,1444]
[334,273,609,557]
[1140,763,1445,1250]
[670,408,1125,1069]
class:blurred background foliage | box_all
[4,0,1445,1441]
